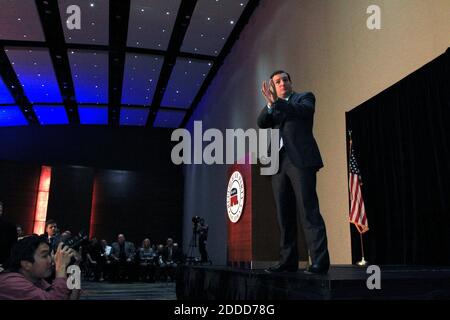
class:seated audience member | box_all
[0,235,81,300]
[138,238,156,282]
[162,238,179,281]
[110,234,136,281]
[172,243,185,264]
[85,237,104,281]
[16,225,25,241]
[59,230,72,244]
[100,239,112,280]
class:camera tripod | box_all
[185,227,212,265]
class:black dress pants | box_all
[271,148,330,267]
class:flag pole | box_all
[356,229,368,266]
[348,130,368,266]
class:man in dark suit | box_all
[257,70,330,274]
[110,234,136,280]
[43,219,60,254]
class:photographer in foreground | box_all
[0,235,81,300]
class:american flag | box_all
[348,137,369,233]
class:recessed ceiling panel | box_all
[0,106,28,127]
[121,53,163,106]
[161,58,212,109]
[154,109,185,128]
[33,105,69,125]
[0,77,15,104]
[0,0,45,41]
[69,49,108,103]
[181,0,248,56]
[120,107,149,126]
[127,0,181,50]
[5,47,63,103]
[78,105,108,125]
[58,0,109,45]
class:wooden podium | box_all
[226,155,308,269]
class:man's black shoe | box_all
[303,264,329,275]
[264,264,298,273]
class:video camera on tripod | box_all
[186,216,211,265]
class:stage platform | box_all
[176,265,450,300]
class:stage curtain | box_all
[346,48,450,265]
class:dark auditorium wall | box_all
[90,169,183,246]
[0,125,176,171]
[0,125,184,245]
[46,166,95,236]
[0,161,40,234]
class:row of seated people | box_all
[82,235,185,282]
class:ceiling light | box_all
[208,63,212,66]
[23,34,27,38]
[17,18,21,21]
[138,26,142,30]
[141,9,144,12]
[90,3,94,7]
[166,11,170,15]
[91,22,95,26]
[70,51,74,54]
[240,3,244,6]
[207,17,211,21]
[162,29,166,32]
[189,60,192,64]
[200,34,204,37]
[230,20,234,24]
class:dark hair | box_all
[45,219,57,229]
[6,235,49,272]
[270,70,291,82]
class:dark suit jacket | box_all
[257,91,323,170]
[110,241,136,261]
